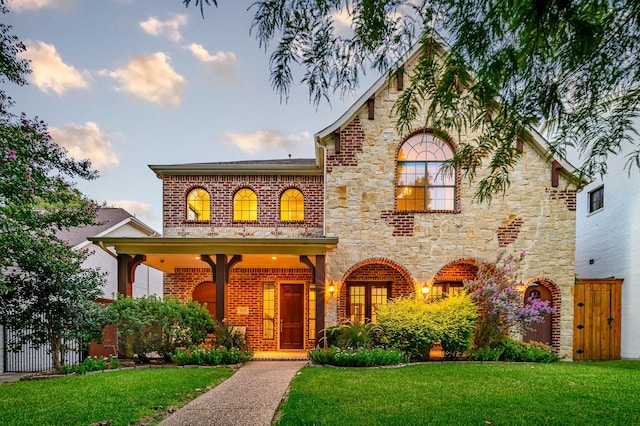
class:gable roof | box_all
[56,207,159,249]
[313,39,578,178]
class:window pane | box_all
[308,285,316,340]
[396,187,425,211]
[234,188,257,221]
[281,188,304,221]
[263,281,275,339]
[427,187,454,210]
[186,188,210,221]
[589,187,604,213]
[397,163,426,186]
[349,286,365,324]
[370,286,388,323]
[398,137,427,161]
[427,162,454,186]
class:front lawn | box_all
[0,367,233,425]
[277,361,640,425]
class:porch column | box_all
[117,254,146,297]
[215,254,226,323]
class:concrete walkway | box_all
[159,360,308,426]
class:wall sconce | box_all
[421,283,430,299]
[328,282,335,297]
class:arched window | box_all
[280,188,304,221]
[186,188,210,221]
[396,133,456,211]
[233,188,257,221]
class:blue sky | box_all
[4,0,373,232]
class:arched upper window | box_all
[233,188,257,221]
[186,188,210,221]
[280,188,304,221]
[396,133,456,211]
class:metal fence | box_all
[2,324,84,373]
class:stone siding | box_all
[320,58,578,358]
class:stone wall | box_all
[320,57,578,358]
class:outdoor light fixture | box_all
[421,283,430,299]
[328,282,335,297]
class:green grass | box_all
[0,367,234,425]
[277,361,640,425]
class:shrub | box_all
[376,294,477,361]
[106,295,216,360]
[61,356,116,375]
[325,322,386,349]
[170,345,253,365]
[496,339,560,363]
[466,346,504,361]
[308,347,408,367]
[213,322,248,351]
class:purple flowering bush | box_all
[464,251,555,349]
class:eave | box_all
[148,163,322,178]
[88,236,339,256]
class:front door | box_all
[522,284,552,345]
[280,284,304,349]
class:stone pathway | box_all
[159,360,308,426]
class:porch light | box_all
[328,282,335,297]
[421,283,430,299]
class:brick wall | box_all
[433,260,479,282]
[164,267,314,351]
[326,117,365,173]
[162,175,324,230]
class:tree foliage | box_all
[183,0,640,200]
[0,4,105,371]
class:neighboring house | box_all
[574,129,640,359]
[91,45,579,359]
[1,207,162,372]
[56,207,164,300]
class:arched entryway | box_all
[431,259,479,299]
[192,281,216,318]
[339,259,414,323]
[522,282,553,345]
[521,279,561,352]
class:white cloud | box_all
[19,40,88,95]
[50,122,119,172]
[106,200,159,231]
[185,43,239,83]
[140,14,188,42]
[7,0,68,12]
[101,52,184,106]
[222,129,311,155]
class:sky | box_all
[4,0,374,232]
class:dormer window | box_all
[396,133,456,211]
[234,188,258,221]
[280,188,304,221]
[186,188,210,221]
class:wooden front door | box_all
[523,284,552,345]
[280,284,304,349]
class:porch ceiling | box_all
[88,236,338,273]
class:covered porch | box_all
[89,237,338,350]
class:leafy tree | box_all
[0,3,105,371]
[183,0,640,200]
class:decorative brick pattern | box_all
[381,210,415,236]
[433,259,479,282]
[496,216,524,247]
[546,188,577,211]
[326,117,365,173]
[162,175,324,230]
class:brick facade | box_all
[162,174,324,237]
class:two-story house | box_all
[92,45,579,359]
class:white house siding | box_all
[575,144,640,358]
